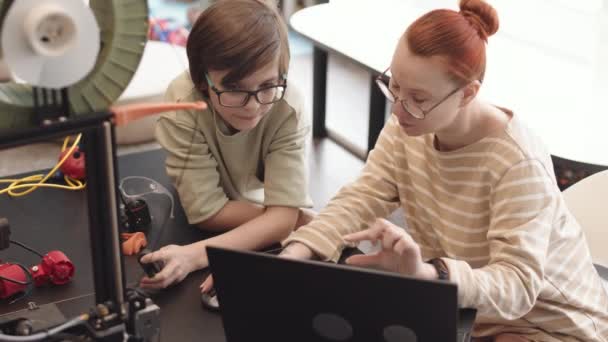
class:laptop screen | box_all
[207,246,466,342]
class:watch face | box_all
[431,258,449,280]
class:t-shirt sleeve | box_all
[155,79,228,224]
[263,106,313,209]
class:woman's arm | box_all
[443,159,555,320]
[283,118,401,262]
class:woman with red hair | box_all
[282,0,608,341]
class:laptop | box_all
[207,246,476,342]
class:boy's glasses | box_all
[205,74,287,108]
[375,67,463,120]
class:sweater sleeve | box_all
[283,118,400,262]
[443,159,556,319]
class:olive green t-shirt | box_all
[155,71,313,224]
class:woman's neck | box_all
[434,99,508,152]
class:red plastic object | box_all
[59,148,86,180]
[167,27,188,46]
[30,251,75,287]
[0,263,28,299]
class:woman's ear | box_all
[460,80,481,107]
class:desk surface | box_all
[291,1,608,166]
[0,149,226,342]
[0,146,479,341]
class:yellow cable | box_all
[0,134,86,197]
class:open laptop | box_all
[207,246,476,342]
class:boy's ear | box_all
[197,83,210,96]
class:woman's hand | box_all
[343,219,437,280]
[139,244,205,289]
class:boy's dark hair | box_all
[187,0,289,92]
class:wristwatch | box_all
[428,258,449,280]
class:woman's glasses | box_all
[375,67,463,120]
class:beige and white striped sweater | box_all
[284,113,608,341]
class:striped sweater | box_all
[284,113,608,341]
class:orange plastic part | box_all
[111,101,207,126]
[121,232,148,256]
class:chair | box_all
[562,170,608,284]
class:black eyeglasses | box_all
[375,67,463,120]
[205,73,287,108]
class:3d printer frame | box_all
[0,112,129,340]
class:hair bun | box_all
[255,0,278,9]
[459,0,499,41]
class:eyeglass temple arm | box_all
[377,67,391,81]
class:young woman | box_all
[140,0,313,290]
[281,1,608,341]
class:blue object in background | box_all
[147,0,313,56]
[148,0,192,28]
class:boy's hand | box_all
[200,274,214,293]
[139,244,205,289]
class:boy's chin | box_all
[230,117,262,132]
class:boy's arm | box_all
[192,100,312,259]
[196,200,265,232]
[187,206,299,268]
[140,205,299,289]
[156,115,230,224]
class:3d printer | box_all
[0,1,203,340]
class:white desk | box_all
[291,1,608,168]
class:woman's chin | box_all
[399,123,423,136]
